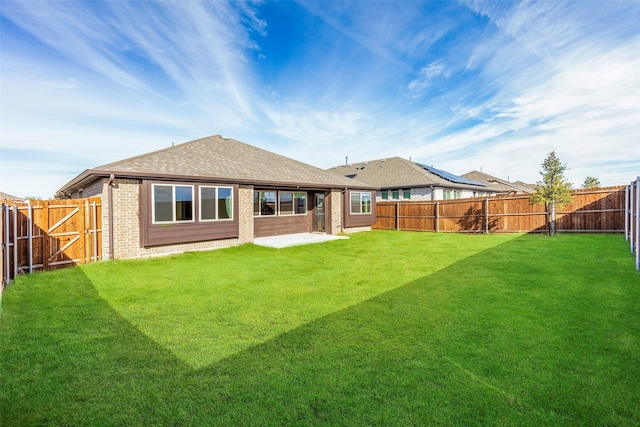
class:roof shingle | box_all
[327,157,498,191]
[58,135,373,194]
[462,170,535,194]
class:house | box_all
[0,192,23,201]
[461,171,536,195]
[55,135,377,259]
[327,157,500,202]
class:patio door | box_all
[314,193,325,232]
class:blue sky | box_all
[1,0,639,198]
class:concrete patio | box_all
[253,233,348,249]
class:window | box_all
[294,192,307,214]
[217,187,233,219]
[381,191,388,200]
[454,190,461,199]
[392,190,399,200]
[279,192,294,215]
[403,189,411,200]
[200,187,216,220]
[444,189,452,200]
[255,191,307,216]
[153,184,194,223]
[200,186,233,221]
[254,191,276,216]
[350,192,371,214]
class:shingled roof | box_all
[327,157,498,191]
[462,170,535,194]
[0,191,23,200]
[57,135,373,196]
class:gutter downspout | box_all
[343,187,348,232]
[107,174,115,260]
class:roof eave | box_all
[56,169,377,197]
[55,169,107,198]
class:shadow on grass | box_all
[2,233,639,426]
[0,267,192,426]
[193,233,640,426]
[81,232,522,370]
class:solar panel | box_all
[416,163,486,186]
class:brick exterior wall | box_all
[377,187,434,201]
[342,225,372,234]
[109,179,142,259]
[377,187,495,202]
[81,178,359,260]
[81,179,106,198]
[409,187,434,200]
[329,189,343,235]
[237,185,254,243]
[100,179,257,260]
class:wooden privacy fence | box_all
[625,178,640,271]
[374,186,626,234]
[1,198,102,286]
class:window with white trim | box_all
[200,186,233,221]
[153,184,194,223]
[403,189,411,200]
[350,192,371,214]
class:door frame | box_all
[313,193,326,232]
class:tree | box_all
[582,176,600,189]
[529,151,573,236]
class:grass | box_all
[1,231,639,426]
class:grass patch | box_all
[1,231,639,426]
[82,231,517,368]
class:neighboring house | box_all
[461,171,536,195]
[56,135,377,260]
[0,192,23,201]
[327,157,500,202]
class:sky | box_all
[1,0,639,198]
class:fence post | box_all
[631,181,636,254]
[435,202,439,233]
[12,205,18,279]
[92,201,98,262]
[485,197,489,234]
[396,202,400,231]
[625,184,630,241]
[3,205,10,284]
[2,204,7,286]
[42,201,50,271]
[635,176,640,270]
[28,203,33,273]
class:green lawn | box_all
[1,231,639,426]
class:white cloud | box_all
[408,62,449,96]
[1,0,638,198]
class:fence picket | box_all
[374,186,626,234]
[1,197,102,286]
